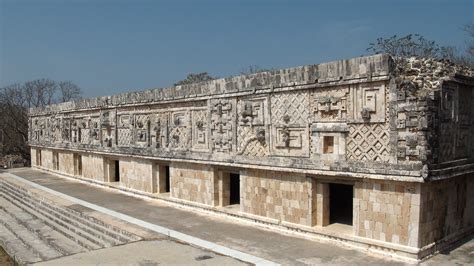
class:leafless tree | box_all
[174,72,216,86]
[58,81,82,102]
[0,79,82,161]
[367,29,474,68]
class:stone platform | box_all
[3,168,473,265]
[0,169,246,265]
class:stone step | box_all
[0,185,104,251]
[0,182,134,246]
[0,219,43,264]
[1,181,140,243]
[0,183,117,247]
[0,197,88,256]
[0,207,63,260]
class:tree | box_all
[367,34,440,59]
[367,29,473,68]
[0,79,82,162]
[58,81,82,102]
[174,72,216,86]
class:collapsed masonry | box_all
[28,54,474,261]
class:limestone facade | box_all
[28,54,474,261]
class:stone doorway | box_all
[219,171,241,207]
[114,160,120,182]
[229,173,240,205]
[153,164,171,194]
[329,183,353,225]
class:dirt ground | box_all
[0,246,13,266]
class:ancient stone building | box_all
[28,54,474,261]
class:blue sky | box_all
[0,0,472,98]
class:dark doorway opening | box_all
[329,183,353,225]
[165,166,170,192]
[229,173,240,205]
[114,160,120,182]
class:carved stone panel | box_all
[50,117,62,143]
[192,109,209,151]
[90,117,101,146]
[100,110,116,148]
[237,96,267,126]
[169,111,190,150]
[151,112,169,149]
[134,114,151,148]
[271,126,309,157]
[270,91,310,157]
[79,119,90,145]
[210,99,235,152]
[311,87,349,122]
[117,114,132,147]
[349,82,386,123]
[61,119,71,142]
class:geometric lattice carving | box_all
[271,91,309,125]
[117,114,132,147]
[347,123,390,162]
[242,139,267,157]
[80,128,90,144]
[118,128,132,147]
[237,126,267,157]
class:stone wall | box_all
[58,151,74,176]
[31,147,37,166]
[119,158,153,193]
[170,162,218,206]
[81,154,105,182]
[241,169,312,226]
[40,149,53,170]
[354,180,420,247]
[418,173,474,247]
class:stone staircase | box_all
[0,180,141,264]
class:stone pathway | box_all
[34,240,246,266]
